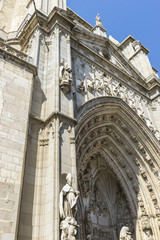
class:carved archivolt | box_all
[75,99,160,240]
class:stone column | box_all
[53,25,61,240]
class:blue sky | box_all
[68,0,160,74]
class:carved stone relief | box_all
[75,111,160,239]
[38,121,55,146]
[78,154,134,240]
[59,61,72,93]
[73,53,160,141]
[76,78,85,93]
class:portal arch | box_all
[75,97,160,240]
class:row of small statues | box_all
[59,62,160,142]
[59,173,134,240]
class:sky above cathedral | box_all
[68,0,160,75]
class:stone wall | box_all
[0,0,28,32]
[0,57,34,240]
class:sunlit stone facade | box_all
[0,1,160,239]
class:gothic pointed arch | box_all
[75,97,160,240]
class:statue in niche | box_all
[119,226,133,240]
[60,173,79,219]
[60,173,79,240]
[96,80,103,94]
[96,14,103,27]
[59,62,72,93]
[121,85,128,102]
[87,78,95,93]
[104,77,112,96]
[113,81,120,97]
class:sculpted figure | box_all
[113,81,120,97]
[77,78,85,93]
[59,173,79,240]
[87,78,95,93]
[60,217,78,240]
[59,62,72,93]
[96,80,103,94]
[60,173,79,219]
[104,77,112,96]
[96,14,103,27]
[119,226,133,240]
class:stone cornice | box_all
[108,40,147,81]
[67,7,93,31]
[30,111,77,126]
[0,41,37,75]
[119,35,149,54]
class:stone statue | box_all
[119,226,133,240]
[59,62,72,93]
[60,173,79,219]
[59,173,79,240]
[60,217,78,240]
[96,14,103,27]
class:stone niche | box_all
[78,154,134,240]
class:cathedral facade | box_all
[0,1,160,240]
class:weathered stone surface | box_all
[0,0,160,240]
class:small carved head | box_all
[144,228,152,237]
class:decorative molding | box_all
[0,41,36,74]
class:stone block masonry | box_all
[0,58,34,240]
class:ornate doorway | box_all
[78,152,134,240]
[75,97,160,240]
